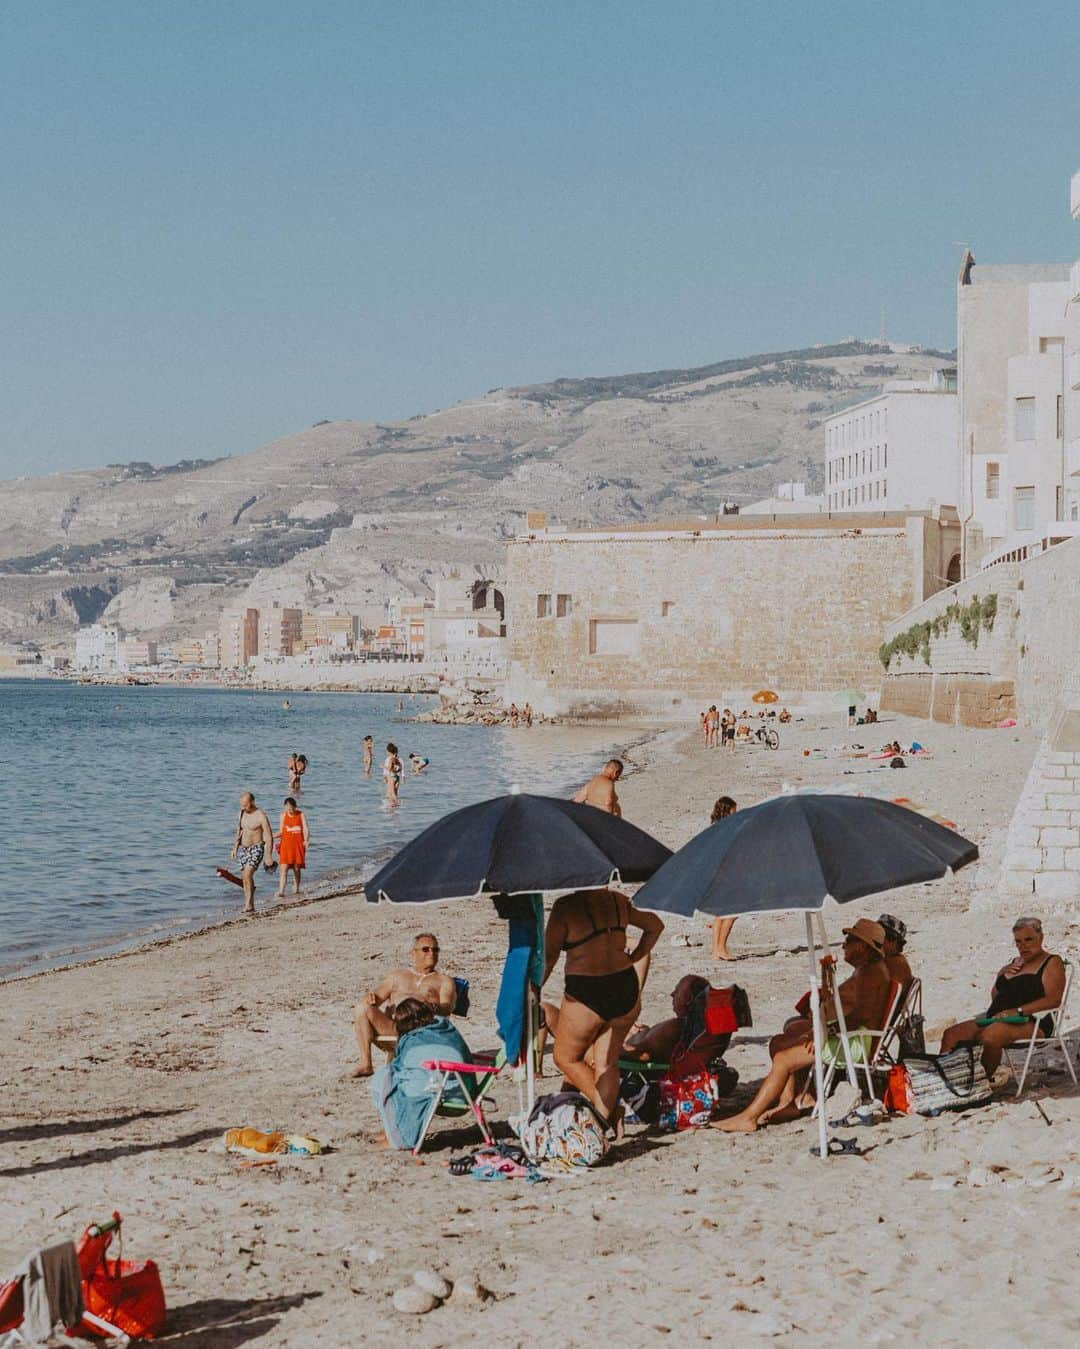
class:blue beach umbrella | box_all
[365,792,672,904]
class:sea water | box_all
[0,680,629,978]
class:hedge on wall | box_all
[879,593,997,670]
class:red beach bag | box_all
[883,1064,914,1116]
[76,1214,167,1340]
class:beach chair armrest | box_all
[420,1059,494,1074]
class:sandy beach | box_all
[4,712,1080,1347]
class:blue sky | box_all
[2,1,1078,476]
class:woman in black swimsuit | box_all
[543,888,664,1131]
[940,916,1066,1079]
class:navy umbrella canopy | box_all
[634,793,979,917]
[365,792,672,904]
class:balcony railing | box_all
[1073,169,1080,220]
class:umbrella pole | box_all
[805,912,829,1162]
[526,983,537,1115]
[816,912,859,1091]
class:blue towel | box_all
[371,1017,472,1151]
[495,893,544,1064]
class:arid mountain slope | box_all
[0,341,953,647]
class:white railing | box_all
[981,521,1080,570]
[1072,169,1080,221]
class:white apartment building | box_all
[73,624,122,671]
[824,370,958,517]
[259,603,303,656]
[219,608,259,667]
[1068,168,1080,491]
[957,170,1080,574]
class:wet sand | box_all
[3,713,1080,1346]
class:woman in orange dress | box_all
[276,796,309,898]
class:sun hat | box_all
[841,917,886,956]
[877,912,907,945]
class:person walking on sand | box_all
[573,758,624,816]
[383,742,403,804]
[708,797,739,960]
[363,734,373,776]
[230,791,275,915]
[275,796,309,898]
[509,702,520,728]
[707,705,720,748]
[523,701,533,728]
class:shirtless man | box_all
[362,735,373,776]
[712,918,892,1133]
[230,791,275,915]
[350,933,456,1076]
[573,758,623,816]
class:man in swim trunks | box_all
[231,791,275,915]
[350,932,456,1077]
[572,758,624,816]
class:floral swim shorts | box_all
[236,844,265,870]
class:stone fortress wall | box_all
[506,513,958,721]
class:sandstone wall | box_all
[1015,537,1080,727]
[506,524,920,720]
[878,565,1021,727]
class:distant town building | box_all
[74,624,122,672]
[742,482,825,515]
[825,369,958,519]
[120,639,158,669]
[219,608,259,667]
[300,610,359,652]
[259,603,303,657]
[175,632,220,666]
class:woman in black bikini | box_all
[940,916,1066,1079]
[543,888,664,1131]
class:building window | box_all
[985,462,1000,499]
[1014,397,1035,442]
[536,594,552,618]
[1014,485,1036,532]
[1039,336,1064,353]
[556,594,572,618]
[1057,395,1064,440]
[884,443,888,469]
[589,619,639,656]
[661,600,675,617]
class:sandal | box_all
[810,1135,865,1157]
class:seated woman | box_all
[939,917,1065,1079]
[778,707,792,724]
[711,918,893,1133]
[370,997,472,1150]
[622,974,720,1064]
[878,912,914,994]
[543,887,663,1132]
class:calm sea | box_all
[1,680,629,979]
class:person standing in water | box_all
[276,796,309,898]
[230,792,276,915]
[573,759,624,816]
[363,735,374,776]
[383,742,403,804]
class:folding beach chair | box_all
[0,1238,129,1348]
[1004,959,1078,1098]
[816,975,903,1109]
[411,1048,507,1155]
[875,977,924,1064]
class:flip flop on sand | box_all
[810,1136,866,1158]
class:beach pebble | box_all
[930,1176,957,1190]
[393,1285,439,1315]
[451,1276,487,1303]
[413,1269,452,1299]
[966,1167,996,1188]
[365,1247,385,1264]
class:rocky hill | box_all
[0,340,954,650]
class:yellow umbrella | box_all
[751,690,779,704]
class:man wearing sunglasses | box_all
[350,933,456,1077]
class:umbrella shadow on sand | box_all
[158,1293,322,1347]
